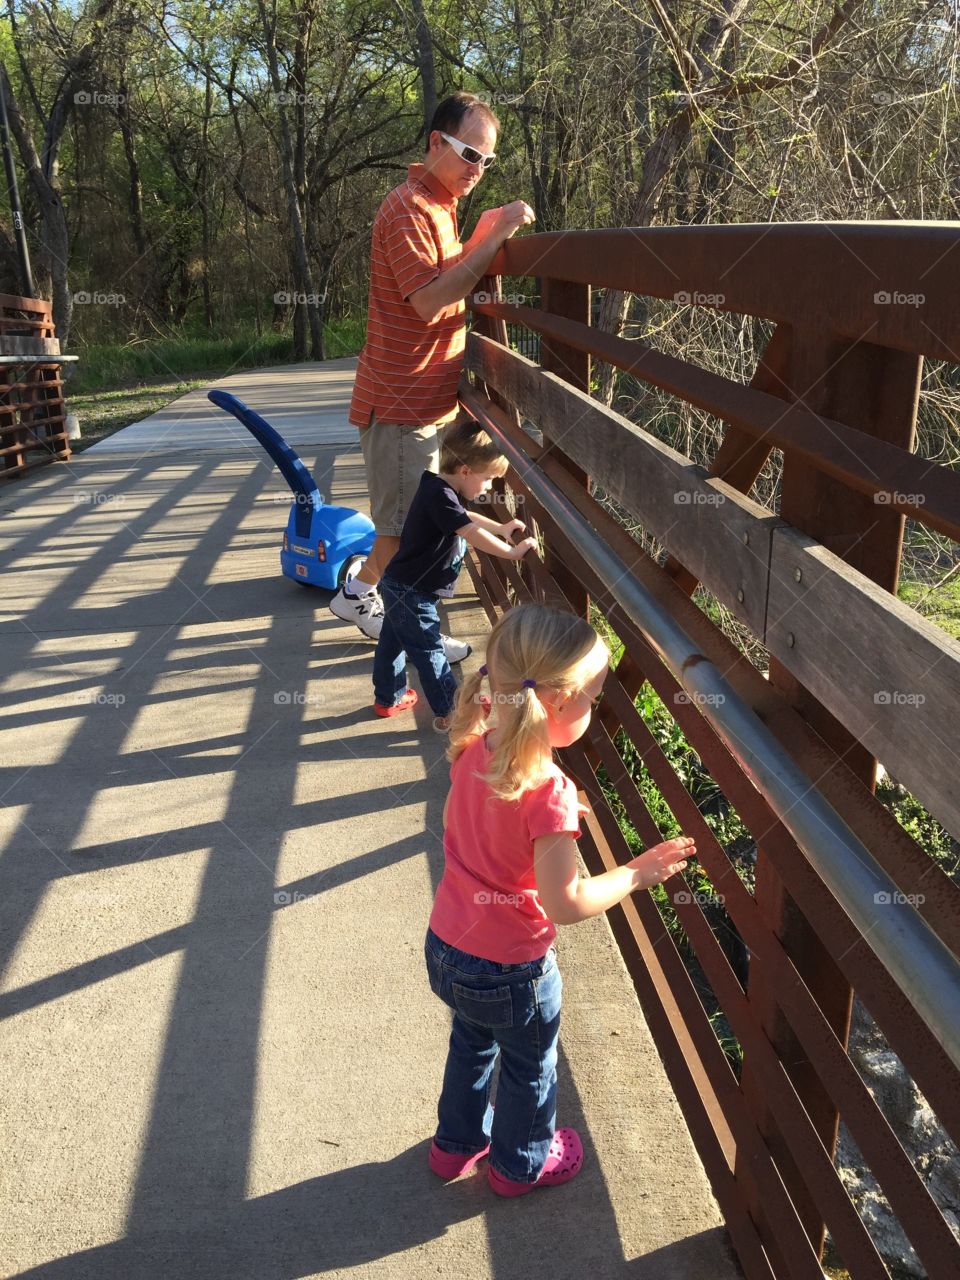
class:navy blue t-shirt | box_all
[384,471,472,597]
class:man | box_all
[330,91,535,655]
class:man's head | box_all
[425,93,499,201]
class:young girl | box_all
[425,603,696,1196]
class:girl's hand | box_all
[509,535,537,560]
[628,836,695,892]
[499,517,526,540]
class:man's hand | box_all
[498,517,526,540]
[473,202,535,247]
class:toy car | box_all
[207,389,375,590]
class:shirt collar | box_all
[407,163,457,210]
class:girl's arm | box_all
[534,832,695,925]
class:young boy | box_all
[372,418,535,730]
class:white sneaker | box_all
[442,634,471,664]
[330,584,384,640]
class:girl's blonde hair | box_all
[447,603,602,802]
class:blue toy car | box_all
[207,389,375,590]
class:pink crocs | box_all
[429,1139,491,1180]
[487,1127,584,1197]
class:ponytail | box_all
[448,604,601,802]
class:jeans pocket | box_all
[452,982,514,1030]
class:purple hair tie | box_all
[522,678,537,689]
[478,665,488,677]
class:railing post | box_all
[538,279,591,617]
[737,329,922,1261]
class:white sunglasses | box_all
[439,131,497,170]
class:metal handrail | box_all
[472,390,960,1071]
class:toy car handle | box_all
[207,389,322,511]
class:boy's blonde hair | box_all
[439,418,509,477]
[447,604,602,801]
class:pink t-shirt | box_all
[428,733,583,963]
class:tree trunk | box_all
[257,0,323,360]
[410,0,437,140]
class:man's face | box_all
[429,111,498,201]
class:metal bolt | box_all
[787,632,796,647]
[794,568,803,583]
[737,588,744,603]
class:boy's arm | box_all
[466,509,525,538]
[461,520,535,561]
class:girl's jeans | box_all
[373,577,458,716]
[424,926,562,1184]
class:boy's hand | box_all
[627,836,695,892]
[509,535,537,560]
[499,517,526,540]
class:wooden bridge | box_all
[462,220,960,1280]
[1,222,958,1279]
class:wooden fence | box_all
[460,222,960,1279]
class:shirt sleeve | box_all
[525,772,583,842]
[385,203,442,301]
[431,482,473,535]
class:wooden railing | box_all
[460,221,960,1280]
[0,292,72,480]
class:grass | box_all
[64,318,366,452]
[67,379,209,453]
[898,573,960,639]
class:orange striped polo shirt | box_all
[349,164,465,429]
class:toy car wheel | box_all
[337,554,367,587]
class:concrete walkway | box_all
[0,362,741,1278]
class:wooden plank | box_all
[767,525,960,840]
[469,302,960,541]
[466,333,777,636]
[539,278,590,616]
[489,223,960,363]
[0,336,61,356]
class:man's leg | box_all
[351,534,399,590]
[330,418,438,638]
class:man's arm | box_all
[408,201,534,323]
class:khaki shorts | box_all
[359,415,441,536]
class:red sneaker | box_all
[373,689,418,717]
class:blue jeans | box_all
[424,927,563,1183]
[373,576,458,716]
